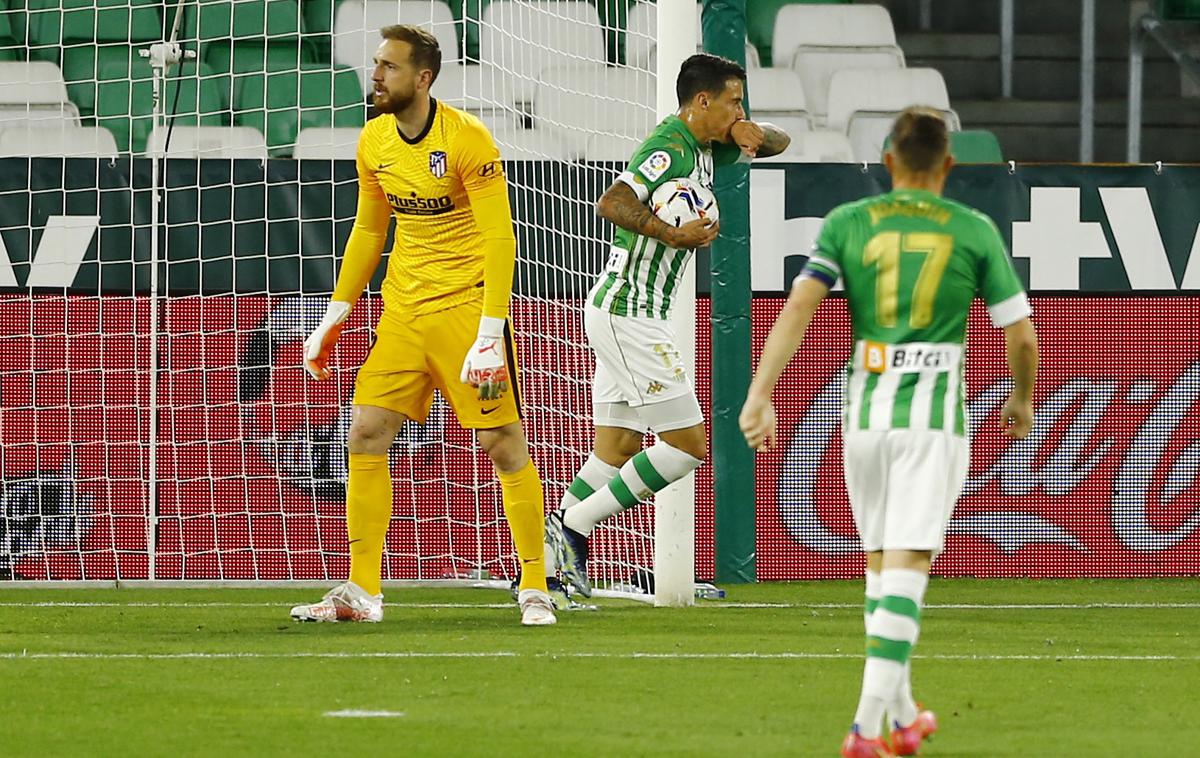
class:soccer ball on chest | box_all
[650,177,720,227]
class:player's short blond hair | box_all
[380,24,442,83]
[889,107,949,173]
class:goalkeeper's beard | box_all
[373,89,414,115]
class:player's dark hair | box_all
[381,24,442,83]
[889,107,949,173]
[676,53,745,106]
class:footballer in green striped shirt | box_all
[543,54,790,600]
[741,107,1038,757]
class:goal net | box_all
[0,0,689,599]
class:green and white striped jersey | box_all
[590,115,743,319]
[801,188,1030,436]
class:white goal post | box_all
[0,0,706,605]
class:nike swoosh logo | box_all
[378,162,393,170]
[348,539,362,545]
[481,406,500,415]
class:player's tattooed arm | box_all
[730,120,791,158]
[597,181,675,243]
[597,181,720,250]
[755,122,791,158]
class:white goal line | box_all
[1,651,1195,662]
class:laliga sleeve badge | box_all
[638,150,672,182]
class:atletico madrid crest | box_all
[429,151,447,178]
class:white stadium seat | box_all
[0,61,81,125]
[755,129,855,164]
[772,4,904,124]
[293,127,363,160]
[145,126,268,158]
[0,125,118,157]
[493,128,575,161]
[434,61,525,132]
[333,0,459,92]
[585,132,643,162]
[625,2,656,69]
[536,64,655,156]
[747,67,811,132]
[826,68,960,162]
[480,1,605,105]
[627,3,759,71]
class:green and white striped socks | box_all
[545,454,621,574]
[560,454,621,511]
[863,570,920,731]
[854,568,928,738]
[562,442,703,536]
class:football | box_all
[650,177,720,227]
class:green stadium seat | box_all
[233,64,364,154]
[950,130,1003,163]
[1158,0,1200,20]
[95,58,224,153]
[63,45,136,116]
[26,0,162,114]
[176,0,316,75]
[303,0,345,35]
[179,0,304,41]
[446,0,488,61]
[27,0,160,45]
[882,129,1004,164]
[0,4,23,60]
[748,0,849,67]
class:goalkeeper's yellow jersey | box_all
[344,100,512,317]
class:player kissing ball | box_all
[650,177,719,227]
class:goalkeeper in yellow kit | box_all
[289,25,556,626]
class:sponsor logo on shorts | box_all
[646,381,666,395]
[481,405,500,415]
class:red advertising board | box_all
[729,297,1200,579]
[1,295,1197,580]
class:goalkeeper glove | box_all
[460,316,510,401]
[303,301,351,380]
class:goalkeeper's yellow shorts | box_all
[353,298,522,429]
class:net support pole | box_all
[703,0,756,584]
[654,0,698,608]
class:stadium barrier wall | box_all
[1,161,1197,579]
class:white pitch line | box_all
[1,651,1196,662]
[324,710,405,718]
[3,601,1199,610]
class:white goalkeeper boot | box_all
[290,581,383,623]
[518,588,557,626]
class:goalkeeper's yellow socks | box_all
[498,460,548,593]
[853,569,928,738]
[563,442,702,536]
[346,453,391,597]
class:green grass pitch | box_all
[1,579,1197,756]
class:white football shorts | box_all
[585,304,704,434]
[843,429,970,554]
